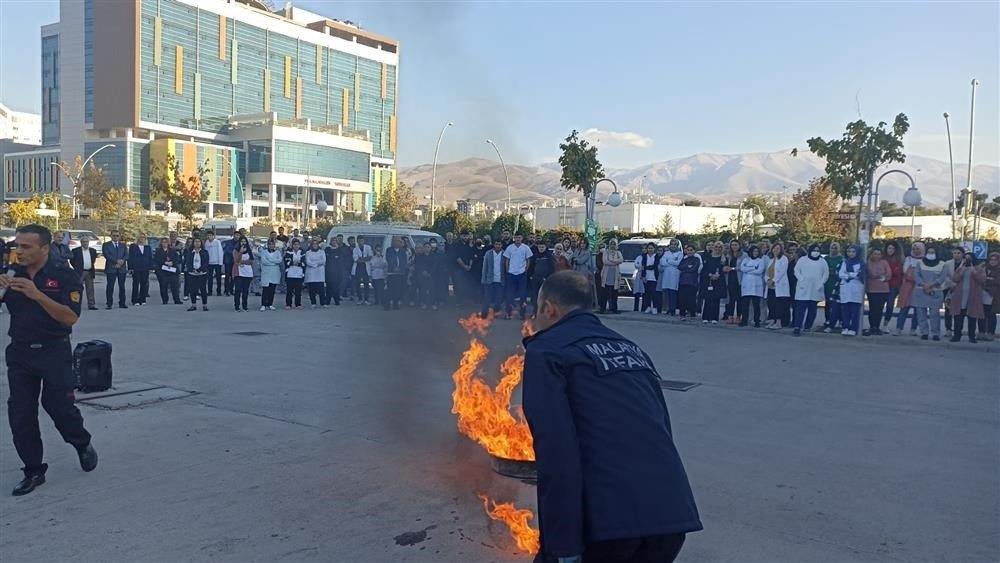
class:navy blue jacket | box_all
[128,244,155,271]
[522,310,701,558]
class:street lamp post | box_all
[485,139,511,213]
[944,112,957,238]
[316,198,328,223]
[902,186,923,239]
[50,143,117,220]
[965,79,979,209]
[867,169,917,256]
[512,204,536,235]
[429,121,453,226]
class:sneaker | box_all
[323,304,330,309]
[203,306,209,311]
[849,330,857,336]
[269,306,276,311]
[311,304,317,309]
[909,329,917,336]
[793,328,801,337]
[432,305,439,311]
[183,296,189,301]
[842,329,850,335]
[702,320,709,324]
[187,306,197,311]
[944,330,953,338]
[823,327,832,334]
[710,320,718,324]
[295,305,303,310]
[365,300,371,306]
[753,322,761,328]
[260,306,266,312]
[920,335,928,340]
[285,306,292,310]
[357,300,364,306]
[932,336,940,341]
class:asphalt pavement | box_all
[0,283,996,562]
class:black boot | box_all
[12,474,45,496]
[78,444,98,472]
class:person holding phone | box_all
[948,252,987,343]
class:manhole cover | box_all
[660,380,700,392]
[233,331,269,336]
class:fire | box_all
[479,494,541,554]
[451,314,535,461]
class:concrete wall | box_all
[536,203,748,234]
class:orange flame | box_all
[479,494,541,554]
[451,314,535,461]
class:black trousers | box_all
[355,269,371,301]
[159,272,181,304]
[208,264,223,294]
[372,278,385,305]
[6,339,91,477]
[188,274,208,305]
[234,277,251,309]
[724,281,740,318]
[324,273,342,305]
[106,271,126,306]
[952,309,978,340]
[679,285,698,317]
[261,283,277,307]
[767,290,790,326]
[386,274,404,308]
[866,292,889,330]
[131,270,149,304]
[224,262,235,294]
[285,278,303,307]
[307,282,325,305]
[534,533,685,563]
[740,295,761,326]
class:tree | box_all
[74,162,115,212]
[149,153,211,226]
[491,213,531,239]
[371,180,416,222]
[698,216,721,236]
[878,199,908,217]
[680,199,702,207]
[91,189,144,237]
[805,113,910,242]
[655,213,675,237]
[558,130,604,198]
[430,209,473,238]
[4,195,73,230]
[985,227,999,242]
[780,179,844,241]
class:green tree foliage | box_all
[4,195,74,230]
[91,189,144,237]
[490,213,531,239]
[431,209,473,238]
[805,114,910,241]
[655,213,675,237]
[698,215,721,236]
[149,153,211,226]
[558,130,604,198]
[371,180,416,222]
[471,218,494,237]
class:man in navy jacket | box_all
[101,231,129,309]
[127,235,154,305]
[523,270,701,563]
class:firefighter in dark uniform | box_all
[1,224,98,496]
[523,270,701,563]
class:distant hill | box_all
[399,150,999,209]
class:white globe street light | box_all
[607,191,622,207]
[316,199,328,213]
[753,212,765,224]
[902,185,922,239]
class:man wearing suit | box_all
[70,238,99,310]
[128,235,154,306]
[101,230,128,309]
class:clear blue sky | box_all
[2,0,997,169]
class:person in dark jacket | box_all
[323,237,351,306]
[523,270,701,563]
[530,241,554,316]
[128,235,154,305]
[221,236,237,296]
[153,237,182,305]
[678,244,701,320]
[384,236,408,311]
[183,237,210,311]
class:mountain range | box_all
[399,150,999,209]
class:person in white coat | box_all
[791,243,830,336]
[764,243,790,329]
[352,236,374,305]
[258,240,283,311]
[838,245,866,336]
[658,240,683,316]
[739,246,765,327]
[304,240,327,308]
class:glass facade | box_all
[41,34,60,146]
[85,142,127,189]
[273,140,369,182]
[137,0,396,159]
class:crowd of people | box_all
[18,227,1000,344]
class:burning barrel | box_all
[490,455,537,482]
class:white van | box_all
[324,223,442,252]
[616,237,676,292]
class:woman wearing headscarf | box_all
[764,243,790,329]
[635,243,660,313]
[258,239,283,311]
[232,238,255,312]
[571,239,597,307]
[792,243,829,336]
[948,252,988,343]
[658,239,683,316]
[822,242,844,333]
[700,242,725,323]
[722,240,744,324]
[838,245,865,336]
[678,243,701,320]
[863,248,891,336]
[739,245,765,327]
[892,242,924,336]
[910,246,947,341]
[599,239,624,314]
[552,243,571,272]
[882,241,904,329]
[981,252,1000,340]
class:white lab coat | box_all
[740,257,765,297]
[304,249,326,283]
[793,256,829,302]
[764,255,790,297]
[838,261,865,304]
[658,250,683,291]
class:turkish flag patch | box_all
[45,279,59,290]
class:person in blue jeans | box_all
[480,240,506,317]
[503,234,534,320]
